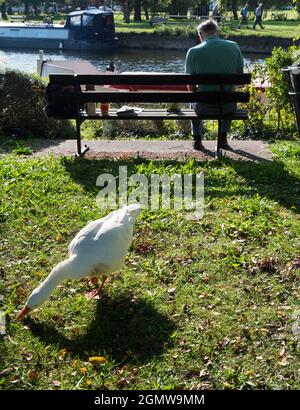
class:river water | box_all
[0,48,266,74]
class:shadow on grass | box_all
[25,294,176,364]
[0,137,71,156]
[227,157,300,214]
[61,155,300,214]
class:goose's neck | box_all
[28,258,73,308]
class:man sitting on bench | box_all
[185,19,244,150]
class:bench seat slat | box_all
[55,108,248,121]
[55,91,250,104]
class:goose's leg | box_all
[98,275,108,295]
[85,275,108,299]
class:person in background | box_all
[212,4,221,23]
[46,17,53,28]
[185,19,244,150]
[239,3,249,29]
[253,3,264,30]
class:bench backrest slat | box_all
[49,73,251,86]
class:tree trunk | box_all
[169,0,177,15]
[231,0,238,20]
[196,1,209,18]
[124,6,130,23]
[1,2,7,20]
[143,0,149,20]
[124,1,135,23]
[134,0,142,21]
[79,0,89,11]
[24,1,29,16]
[33,4,38,16]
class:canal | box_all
[0,48,267,74]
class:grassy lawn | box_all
[119,20,300,39]
[227,20,300,38]
[113,13,300,39]
[0,140,300,390]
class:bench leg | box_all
[76,118,89,157]
[215,119,222,160]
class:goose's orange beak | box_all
[18,306,30,320]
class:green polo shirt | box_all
[185,36,244,91]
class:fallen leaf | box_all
[55,234,62,242]
[28,370,39,381]
[71,360,78,368]
[0,368,13,376]
[167,287,176,294]
[58,348,68,359]
[88,356,106,365]
[16,286,27,298]
[52,315,62,322]
[278,357,288,366]
[199,369,208,378]
[135,243,155,255]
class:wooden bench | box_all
[148,16,167,26]
[46,73,251,158]
[10,15,25,22]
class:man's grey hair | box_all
[197,19,218,35]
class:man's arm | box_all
[236,45,244,73]
[185,49,196,92]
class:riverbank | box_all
[117,32,295,54]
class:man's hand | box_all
[187,85,196,92]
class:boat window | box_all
[82,15,94,26]
[101,14,113,30]
[70,15,81,27]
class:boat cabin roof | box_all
[68,8,113,17]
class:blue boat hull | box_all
[0,37,117,50]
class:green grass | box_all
[228,20,300,38]
[0,140,300,390]
[113,13,300,39]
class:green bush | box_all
[244,45,299,138]
[265,46,298,132]
[154,23,197,38]
[270,12,288,21]
[0,70,75,138]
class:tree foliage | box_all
[1,0,298,21]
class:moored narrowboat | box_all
[0,8,117,50]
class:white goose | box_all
[18,204,141,319]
